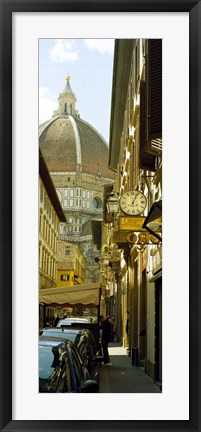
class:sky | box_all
[39,39,115,143]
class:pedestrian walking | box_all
[102,316,112,365]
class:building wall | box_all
[57,269,75,286]
[39,178,60,289]
[107,38,162,383]
[57,240,86,286]
[51,172,113,236]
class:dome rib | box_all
[69,115,82,165]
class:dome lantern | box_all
[57,75,77,116]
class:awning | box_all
[142,199,162,242]
[39,283,101,307]
[144,199,162,223]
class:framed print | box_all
[0,0,200,431]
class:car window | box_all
[39,346,61,379]
[74,333,82,345]
[39,346,65,392]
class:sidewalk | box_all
[99,343,161,393]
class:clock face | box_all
[120,191,147,215]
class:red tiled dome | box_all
[39,115,114,179]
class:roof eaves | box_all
[39,149,66,222]
[109,39,134,171]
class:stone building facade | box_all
[106,39,162,385]
[39,149,67,327]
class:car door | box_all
[69,345,89,392]
[77,335,90,370]
[86,332,99,381]
[55,353,73,393]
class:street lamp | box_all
[106,192,119,218]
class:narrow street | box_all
[38,39,163,395]
[99,343,161,393]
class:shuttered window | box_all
[147,39,162,153]
[139,81,156,171]
[139,39,162,170]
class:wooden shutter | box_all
[147,39,162,153]
[139,81,156,171]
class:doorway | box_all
[155,276,162,384]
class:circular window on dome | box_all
[92,196,102,210]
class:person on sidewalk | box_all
[102,316,112,365]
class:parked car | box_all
[39,327,103,383]
[39,336,99,393]
[56,317,90,327]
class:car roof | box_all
[42,327,83,334]
[39,338,65,348]
[65,317,89,320]
[39,335,73,347]
[57,317,89,324]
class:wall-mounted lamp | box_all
[106,192,119,217]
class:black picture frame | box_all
[0,1,200,431]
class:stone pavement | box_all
[99,343,161,393]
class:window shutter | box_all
[147,39,162,153]
[139,81,156,171]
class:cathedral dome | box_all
[39,76,114,180]
[39,115,113,178]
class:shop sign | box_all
[127,232,161,245]
[119,216,146,231]
[113,230,161,245]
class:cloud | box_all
[49,39,79,63]
[84,39,114,55]
[39,87,58,124]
